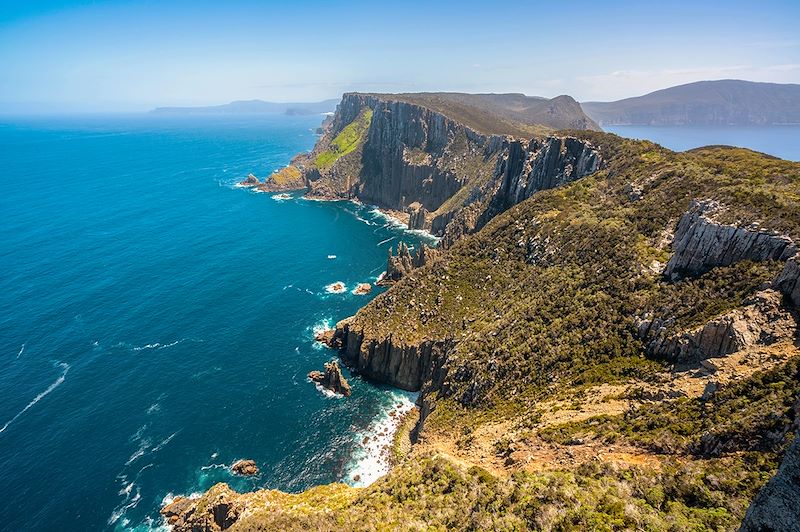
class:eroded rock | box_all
[308,360,351,396]
[160,483,241,531]
[353,283,372,295]
[314,328,335,347]
[231,459,259,476]
[380,243,440,284]
[636,289,797,362]
[664,200,796,280]
[775,254,800,307]
[740,433,800,531]
[239,173,261,187]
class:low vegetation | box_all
[315,108,373,170]
[168,129,800,530]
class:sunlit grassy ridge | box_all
[315,108,373,170]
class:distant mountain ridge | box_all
[582,80,800,126]
[151,99,339,115]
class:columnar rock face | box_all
[331,318,449,392]
[315,93,500,218]
[307,93,603,242]
[664,200,796,279]
[381,242,439,284]
[407,202,427,230]
[444,135,602,244]
[636,290,796,362]
[739,433,800,532]
[489,136,602,213]
[776,254,800,307]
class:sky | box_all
[0,0,799,112]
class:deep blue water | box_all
[0,114,430,531]
[604,125,800,161]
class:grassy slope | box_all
[226,352,798,530]
[315,108,373,170]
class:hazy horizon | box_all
[2,0,799,113]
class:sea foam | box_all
[344,390,418,486]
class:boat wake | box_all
[0,362,69,435]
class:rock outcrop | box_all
[353,283,372,295]
[252,164,306,192]
[308,360,351,396]
[636,289,796,362]
[231,459,259,476]
[482,136,602,218]
[664,200,796,280]
[302,93,603,244]
[239,173,261,187]
[380,242,440,284]
[161,484,241,531]
[776,254,800,307]
[314,328,335,347]
[331,318,449,393]
[740,433,800,532]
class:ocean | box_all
[0,114,431,531]
[604,124,800,161]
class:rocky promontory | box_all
[283,92,603,246]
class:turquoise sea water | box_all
[0,114,430,531]
[604,124,800,161]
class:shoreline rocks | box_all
[239,173,261,187]
[231,459,259,476]
[308,360,351,396]
[326,281,346,293]
[353,283,372,295]
[161,484,241,531]
[380,242,440,284]
[314,328,335,347]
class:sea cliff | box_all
[163,94,800,531]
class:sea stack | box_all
[353,283,372,295]
[308,360,351,396]
[230,459,259,476]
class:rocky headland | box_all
[165,92,800,531]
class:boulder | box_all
[231,459,259,476]
[239,173,260,187]
[308,360,351,396]
[353,283,372,295]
